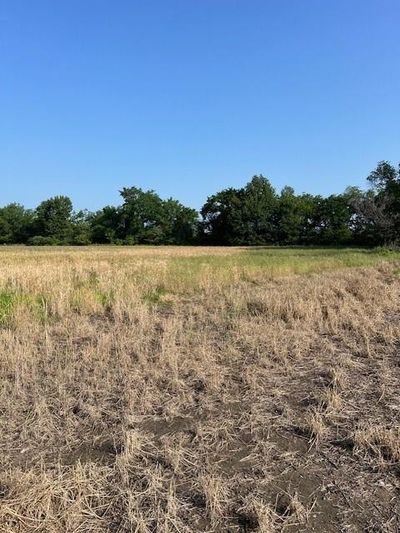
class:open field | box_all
[1,246,400,532]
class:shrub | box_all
[27,235,57,246]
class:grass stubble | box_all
[0,246,399,532]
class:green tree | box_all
[90,206,123,244]
[0,203,34,244]
[200,188,245,245]
[72,210,92,245]
[366,161,400,243]
[367,160,398,191]
[350,161,400,245]
[120,187,165,243]
[160,199,198,244]
[242,175,277,244]
[314,194,354,245]
[34,196,73,244]
[276,187,308,244]
[119,187,198,244]
[201,176,278,245]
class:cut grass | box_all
[0,246,399,532]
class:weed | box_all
[0,291,16,325]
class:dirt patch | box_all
[62,439,121,465]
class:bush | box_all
[73,233,92,246]
[27,235,57,246]
[124,236,137,245]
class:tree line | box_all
[1,161,399,246]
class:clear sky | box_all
[1,0,399,211]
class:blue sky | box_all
[1,0,399,211]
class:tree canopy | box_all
[1,161,399,246]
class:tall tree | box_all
[242,175,277,244]
[315,194,354,245]
[0,203,34,244]
[119,187,165,243]
[90,206,123,244]
[276,187,307,244]
[118,186,198,244]
[367,161,400,243]
[71,210,92,245]
[160,199,198,244]
[34,196,73,244]
[200,188,245,245]
[351,161,400,245]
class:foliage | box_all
[119,187,198,244]
[34,196,74,244]
[0,160,399,246]
[0,204,34,244]
[89,206,124,244]
[201,187,245,245]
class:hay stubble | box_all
[0,246,400,532]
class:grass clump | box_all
[142,285,173,310]
[0,290,50,325]
[354,426,400,463]
[0,291,17,325]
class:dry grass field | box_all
[1,246,400,532]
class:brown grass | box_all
[0,246,400,532]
